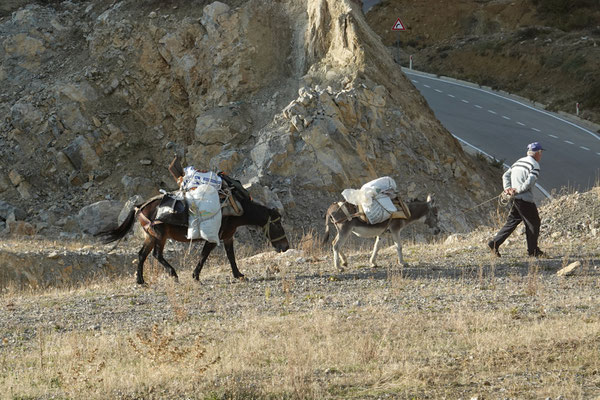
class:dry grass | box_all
[1,221,599,399]
[3,300,599,399]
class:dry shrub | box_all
[127,323,208,366]
[526,261,540,296]
[296,228,327,260]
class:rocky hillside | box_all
[0,0,501,240]
[366,0,600,125]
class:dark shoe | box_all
[529,248,547,258]
[487,240,501,257]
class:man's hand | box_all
[504,188,517,196]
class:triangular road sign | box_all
[392,17,406,31]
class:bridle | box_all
[262,215,286,243]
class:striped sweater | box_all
[502,155,540,203]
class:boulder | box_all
[0,200,27,221]
[77,200,123,235]
[62,136,100,173]
[121,175,158,200]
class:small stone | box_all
[557,261,581,277]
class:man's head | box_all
[527,142,544,161]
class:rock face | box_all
[0,0,500,239]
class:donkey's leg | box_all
[331,232,341,271]
[391,230,406,267]
[332,225,352,272]
[223,238,245,279]
[151,236,179,282]
[192,241,217,280]
[137,235,154,285]
[369,236,383,267]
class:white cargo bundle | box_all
[342,176,398,224]
[181,168,222,191]
[360,176,397,196]
[185,184,222,243]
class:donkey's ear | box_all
[427,194,435,205]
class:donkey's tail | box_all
[95,206,139,244]
[322,208,333,244]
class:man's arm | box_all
[502,168,512,190]
[516,168,538,194]
[502,168,517,196]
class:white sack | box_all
[362,194,397,224]
[343,176,399,224]
[342,188,375,206]
[186,184,222,243]
[360,176,397,196]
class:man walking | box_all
[488,142,546,258]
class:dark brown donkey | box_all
[96,196,290,285]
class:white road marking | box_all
[564,140,574,144]
[502,116,511,120]
[517,122,525,126]
[580,146,590,151]
[462,99,469,103]
[474,104,482,109]
[532,128,541,132]
[412,80,419,83]
[435,89,443,93]
[549,134,559,138]
[488,110,497,114]
[424,84,431,88]
[403,69,600,142]
[448,94,455,98]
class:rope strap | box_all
[263,216,286,243]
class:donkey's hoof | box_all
[235,275,246,281]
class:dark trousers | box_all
[492,199,541,255]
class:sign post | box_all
[409,55,413,70]
[392,18,406,67]
[576,102,580,116]
[391,17,406,31]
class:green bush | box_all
[565,9,595,30]
[583,80,600,108]
[561,54,587,74]
[532,0,599,30]
[534,0,571,14]
[540,53,564,69]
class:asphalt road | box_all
[404,69,600,198]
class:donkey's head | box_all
[424,194,441,235]
[263,207,290,253]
